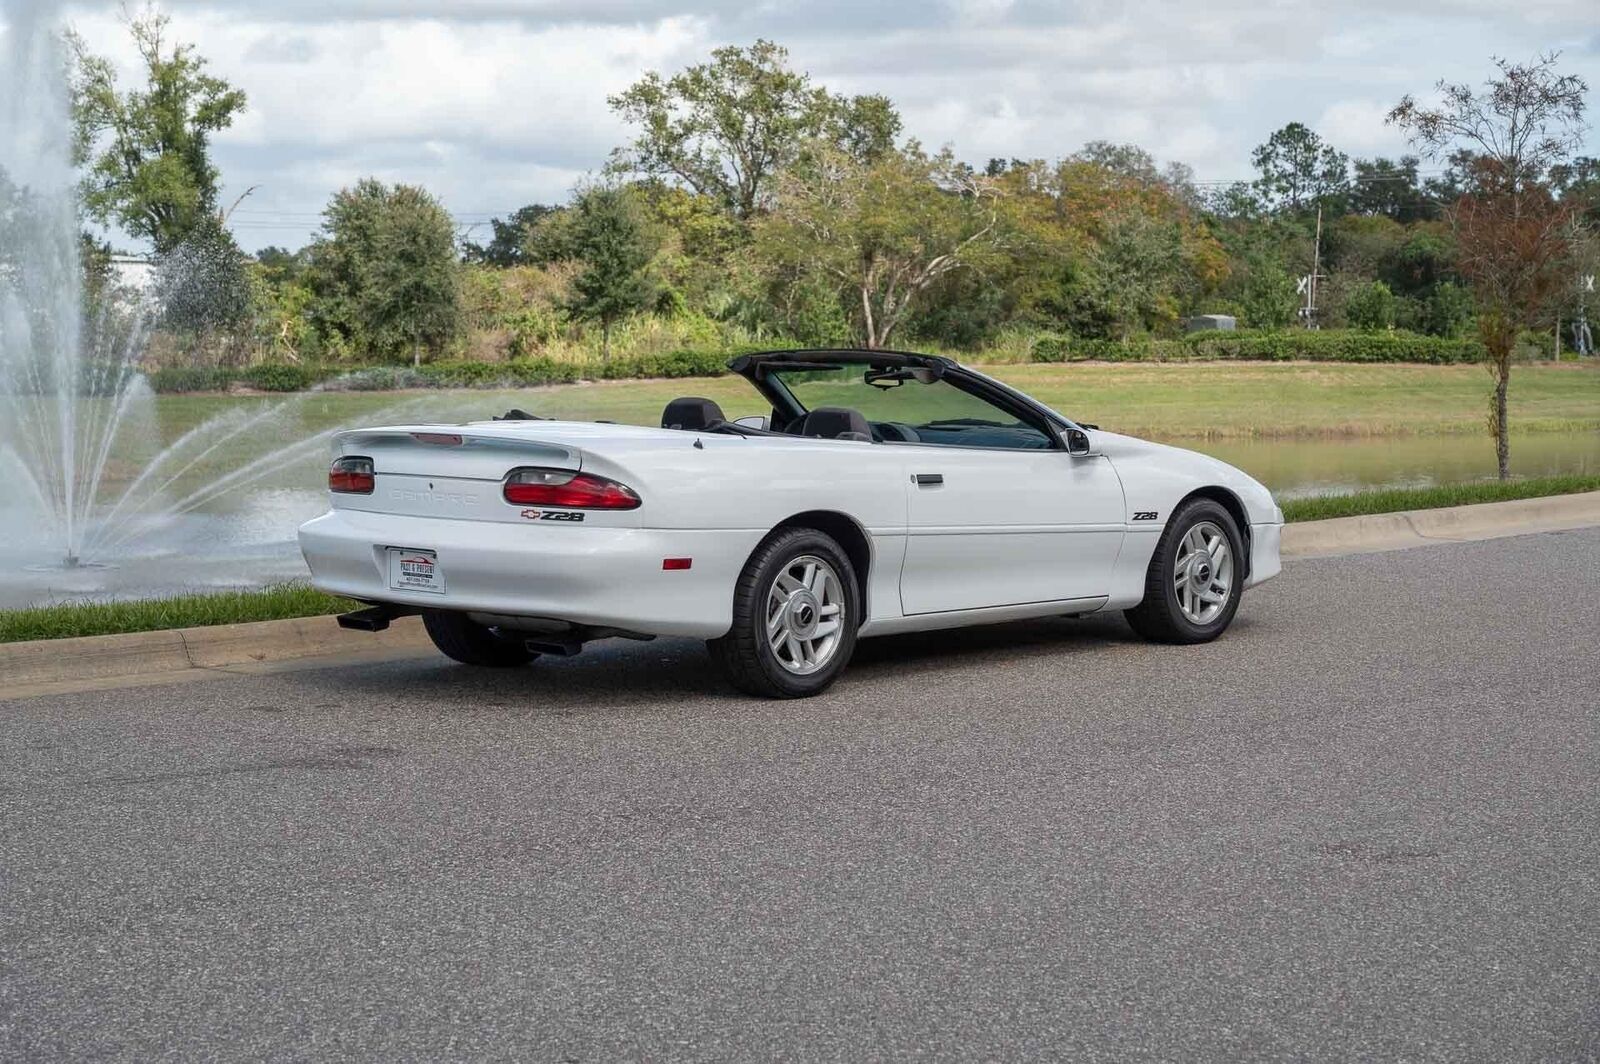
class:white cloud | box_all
[1317,99,1409,158]
[35,0,1600,251]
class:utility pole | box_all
[1576,274,1595,357]
[1297,207,1324,329]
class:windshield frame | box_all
[731,349,1075,450]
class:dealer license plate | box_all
[387,547,445,594]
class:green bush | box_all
[240,363,324,392]
[322,366,430,391]
[147,366,239,393]
[1029,329,1483,365]
[1344,281,1398,332]
[414,360,509,388]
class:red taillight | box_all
[503,467,641,510]
[329,456,374,494]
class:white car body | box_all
[299,352,1282,646]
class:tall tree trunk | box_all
[602,319,612,362]
[1492,355,1511,480]
[412,340,421,369]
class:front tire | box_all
[1124,498,1245,644]
[422,610,538,667]
[709,527,860,698]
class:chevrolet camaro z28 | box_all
[299,349,1283,698]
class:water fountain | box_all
[0,1,392,607]
[0,0,110,570]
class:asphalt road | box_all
[2,529,1598,1062]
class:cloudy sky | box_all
[41,0,1600,252]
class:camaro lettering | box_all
[521,509,585,522]
[1132,511,1159,521]
[390,488,479,507]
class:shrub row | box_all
[147,363,332,393]
[143,333,1490,394]
[1028,330,1485,365]
[147,347,762,394]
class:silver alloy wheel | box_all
[765,554,846,675]
[1174,520,1234,624]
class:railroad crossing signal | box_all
[1582,275,1596,294]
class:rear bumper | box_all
[1245,519,1283,588]
[298,510,764,638]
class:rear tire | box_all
[1124,497,1245,644]
[708,527,860,698]
[422,610,538,667]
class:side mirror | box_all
[1062,427,1099,457]
[733,414,769,431]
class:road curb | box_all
[0,614,430,694]
[4,490,1600,696]
[1280,489,1600,558]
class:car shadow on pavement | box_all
[284,610,1150,712]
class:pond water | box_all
[1,387,1595,610]
[1199,431,1600,498]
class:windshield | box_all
[768,366,1054,450]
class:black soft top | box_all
[727,348,956,375]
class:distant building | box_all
[109,255,155,295]
[1186,314,1237,332]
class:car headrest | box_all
[661,397,726,431]
[799,407,872,441]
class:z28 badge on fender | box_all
[1132,511,1159,522]
[520,509,585,522]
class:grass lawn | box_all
[6,472,1598,643]
[988,361,1600,438]
[151,360,1600,445]
[0,584,355,644]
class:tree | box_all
[566,185,654,360]
[1390,54,1589,478]
[462,204,557,266]
[1251,122,1349,214]
[758,145,1004,349]
[153,214,250,345]
[1344,280,1398,331]
[1349,156,1435,223]
[608,39,900,219]
[1551,156,1600,225]
[1416,281,1474,338]
[68,6,247,252]
[1241,261,1299,329]
[307,179,461,365]
[990,155,1225,339]
[370,189,463,367]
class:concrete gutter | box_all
[4,490,1599,700]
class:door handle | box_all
[913,473,944,486]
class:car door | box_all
[898,445,1126,615]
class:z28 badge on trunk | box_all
[521,509,585,522]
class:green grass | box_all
[1278,473,1600,522]
[143,361,1600,447]
[6,473,1599,643]
[0,583,356,644]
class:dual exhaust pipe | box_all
[336,605,652,658]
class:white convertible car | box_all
[299,349,1282,697]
